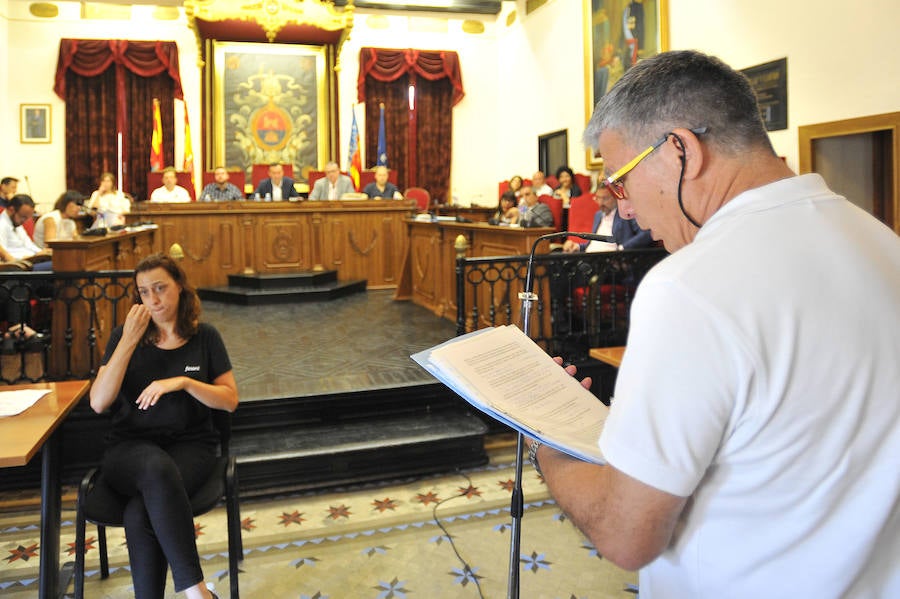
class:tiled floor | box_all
[0,449,637,598]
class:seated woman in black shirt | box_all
[90,253,238,599]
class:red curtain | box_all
[357,48,464,107]
[358,48,463,203]
[364,76,409,187]
[54,40,182,200]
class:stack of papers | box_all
[0,389,50,417]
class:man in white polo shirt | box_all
[150,167,191,203]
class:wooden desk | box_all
[589,346,626,368]
[395,220,554,320]
[0,380,91,599]
[126,199,415,289]
[47,227,156,272]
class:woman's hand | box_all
[135,376,184,410]
[121,303,151,344]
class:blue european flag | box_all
[376,103,388,167]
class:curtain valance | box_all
[357,48,464,106]
[54,39,183,100]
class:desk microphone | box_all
[563,232,616,244]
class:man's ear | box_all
[667,127,705,181]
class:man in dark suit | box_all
[562,183,652,252]
[254,163,300,201]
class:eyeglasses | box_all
[603,127,708,199]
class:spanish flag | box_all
[150,98,164,172]
[348,106,361,191]
[183,105,193,177]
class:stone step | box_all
[232,410,488,497]
[197,279,367,305]
[227,270,338,289]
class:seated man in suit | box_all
[150,167,191,203]
[519,186,554,228]
[200,167,244,201]
[255,163,300,201]
[362,166,402,199]
[562,183,652,252]
[309,161,355,201]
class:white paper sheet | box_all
[0,389,51,417]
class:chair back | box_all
[405,187,431,211]
[202,170,246,194]
[251,164,293,189]
[545,175,559,189]
[566,193,600,243]
[210,408,233,456]
[574,173,592,196]
[146,171,196,201]
[537,194,563,231]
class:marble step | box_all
[198,279,367,305]
[231,410,489,497]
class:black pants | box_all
[102,439,216,598]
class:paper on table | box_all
[0,389,50,417]
[412,325,607,463]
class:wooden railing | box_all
[455,248,669,362]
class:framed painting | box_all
[583,0,669,169]
[20,104,51,144]
[210,41,330,185]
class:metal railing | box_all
[456,248,668,362]
[0,270,135,384]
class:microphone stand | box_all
[506,230,616,599]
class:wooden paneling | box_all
[125,200,415,289]
[397,221,554,321]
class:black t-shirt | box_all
[101,322,232,446]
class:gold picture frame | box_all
[20,104,51,144]
[583,0,669,169]
[209,41,330,183]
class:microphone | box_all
[563,232,616,244]
[23,175,32,195]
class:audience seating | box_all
[201,169,246,195]
[537,194,563,231]
[251,163,293,190]
[566,193,600,243]
[574,173,592,195]
[146,171,196,201]
[404,187,431,211]
[497,178,532,198]
[73,410,242,599]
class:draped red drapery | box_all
[54,40,182,200]
[358,48,463,203]
[357,48,464,107]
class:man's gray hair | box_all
[584,50,774,157]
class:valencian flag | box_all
[150,98,164,172]
[376,103,388,167]
[348,106,362,191]
[183,104,194,178]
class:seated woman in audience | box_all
[553,166,582,207]
[88,172,130,228]
[507,175,524,198]
[489,191,520,225]
[90,253,238,599]
[33,190,84,249]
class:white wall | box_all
[668,0,900,170]
[2,0,899,210]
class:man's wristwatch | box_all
[528,440,543,476]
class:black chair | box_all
[73,410,242,598]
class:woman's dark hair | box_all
[555,166,575,186]
[498,190,517,209]
[54,190,84,213]
[134,253,201,345]
[508,175,523,190]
